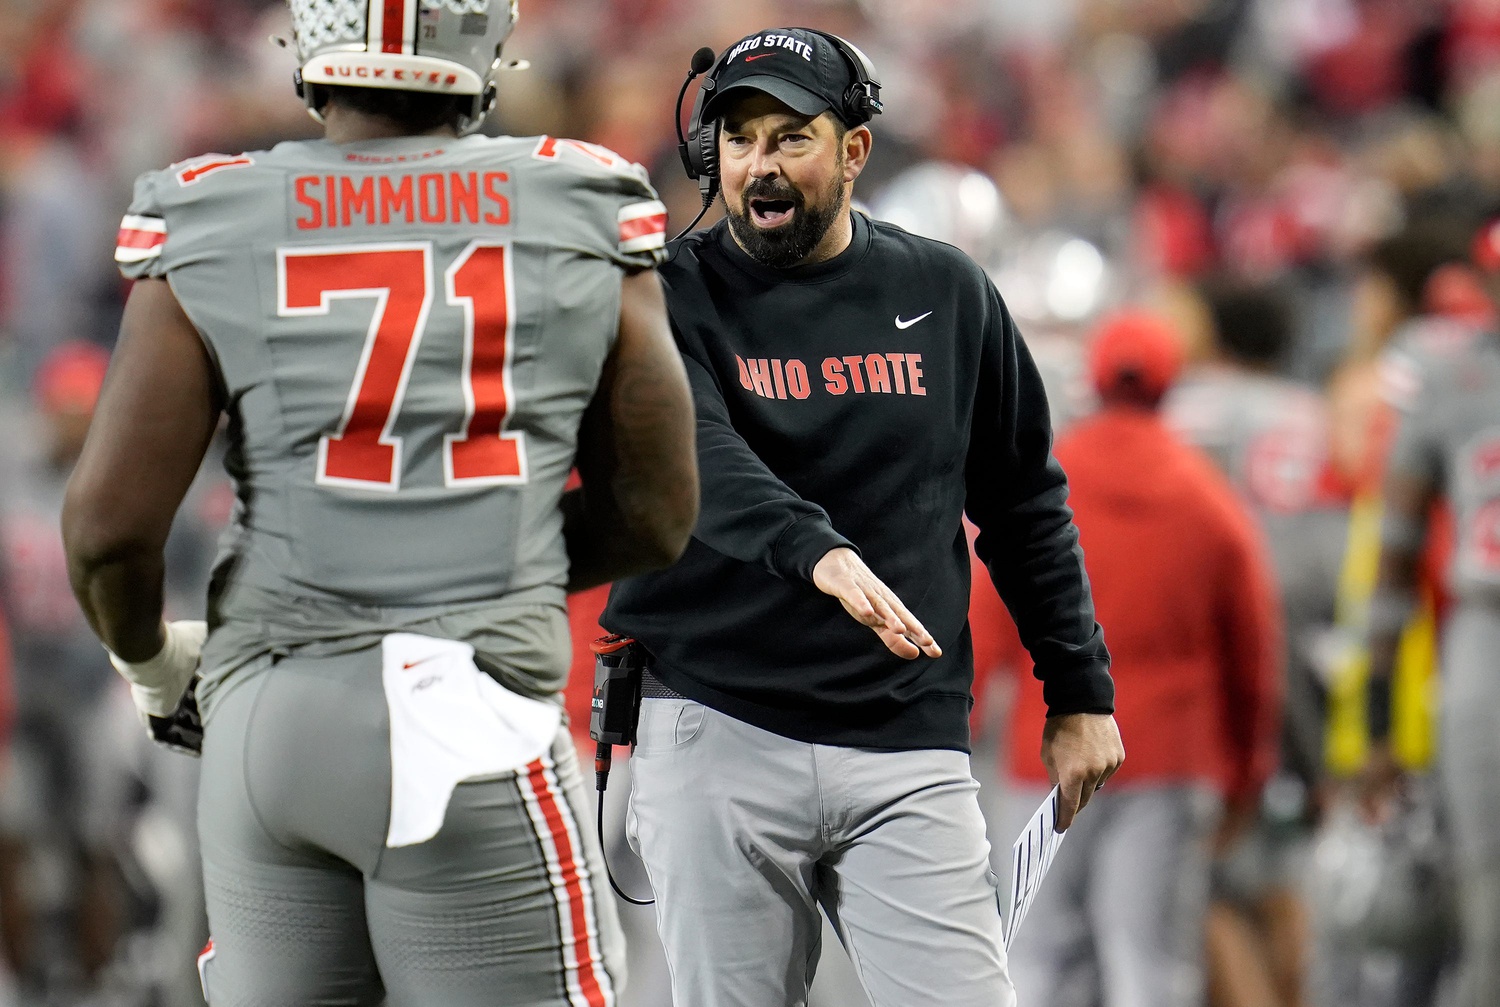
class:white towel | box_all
[382,632,562,847]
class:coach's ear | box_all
[842,122,872,185]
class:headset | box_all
[672,29,883,236]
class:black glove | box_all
[145,675,204,757]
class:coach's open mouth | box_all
[750,198,795,228]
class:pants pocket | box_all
[632,698,708,755]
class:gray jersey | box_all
[1165,366,1343,787]
[115,135,666,699]
[1383,326,1500,605]
[1164,366,1341,605]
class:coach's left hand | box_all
[813,547,942,660]
[1042,713,1124,832]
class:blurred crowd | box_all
[2,0,1498,1004]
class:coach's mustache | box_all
[741,177,804,208]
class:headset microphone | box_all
[672,46,721,242]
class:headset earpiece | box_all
[679,50,728,203]
[808,30,882,127]
[695,119,720,201]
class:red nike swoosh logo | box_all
[744,54,774,62]
[402,657,439,671]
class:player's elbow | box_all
[60,479,157,577]
[618,473,699,570]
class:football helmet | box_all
[870,162,1010,271]
[286,0,520,134]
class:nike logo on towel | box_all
[895,312,933,329]
[402,656,440,671]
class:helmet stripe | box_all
[382,0,405,53]
[369,0,413,55]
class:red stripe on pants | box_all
[526,759,608,1007]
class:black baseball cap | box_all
[702,28,869,127]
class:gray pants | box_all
[626,698,1015,1007]
[999,784,1218,1007]
[1439,607,1500,1007]
[197,649,623,1006]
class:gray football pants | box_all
[196,650,623,1006]
[1439,607,1500,1007]
[998,784,1219,1007]
[625,697,1016,1007]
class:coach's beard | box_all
[727,167,847,269]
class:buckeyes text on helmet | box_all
[286,0,520,134]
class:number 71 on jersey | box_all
[278,240,526,491]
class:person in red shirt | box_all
[991,311,1283,1007]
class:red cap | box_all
[1423,262,1495,326]
[33,341,110,414]
[1472,218,1500,274]
[1088,310,1185,404]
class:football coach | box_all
[603,26,1125,1007]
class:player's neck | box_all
[321,106,458,145]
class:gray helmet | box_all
[869,162,1010,271]
[287,0,520,134]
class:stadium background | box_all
[0,0,1491,1004]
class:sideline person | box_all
[604,27,1124,1007]
[61,2,698,1003]
[1363,218,1500,1007]
[995,311,1283,1007]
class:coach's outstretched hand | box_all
[813,547,942,661]
[1043,713,1125,832]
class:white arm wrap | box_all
[107,620,207,719]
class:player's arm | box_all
[1365,348,1445,742]
[1358,469,1434,815]
[562,270,698,592]
[1366,471,1435,741]
[61,278,222,662]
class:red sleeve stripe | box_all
[619,200,668,254]
[177,156,254,185]
[116,216,167,263]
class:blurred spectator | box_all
[1309,223,1490,1007]
[1353,217,1500,1007]
[1165,279,1344,1007]
[994,311,1283,1007]
[0,341,120,997]
[0,341,219,1004]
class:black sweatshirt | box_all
[603,212,1113,752]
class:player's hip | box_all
[198,639,571,874]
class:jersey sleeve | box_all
[531,138,667,271]
[115,170,171,280]
[590,159,666,271]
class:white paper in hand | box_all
[1005,786,1067,949]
